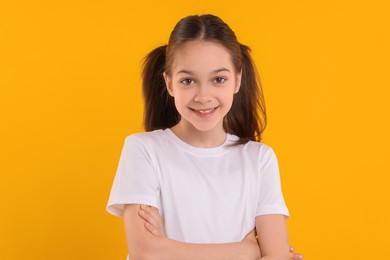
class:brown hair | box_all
[142,14,266,144]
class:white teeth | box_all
[197,108,214,114]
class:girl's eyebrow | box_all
[213,68,231,74]
[176,69,194,76]
[176,68,231,76]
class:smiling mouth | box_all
[191,107,218,113]
[190,106,219,117]
[197,108,215,114]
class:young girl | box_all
[107,14,302,259]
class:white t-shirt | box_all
[107,129,289,244]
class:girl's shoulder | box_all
[123,129,167,147]
[237,139,278,163]
[125,129,163,140]
[240,139,274,153]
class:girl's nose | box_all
[193,85,212,103]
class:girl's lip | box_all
[190,106,219,118]
[190,106,219,112]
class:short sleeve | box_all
[106,135,160,217]
[256,146,290,218]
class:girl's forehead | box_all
[170,41,235,74]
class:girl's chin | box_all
[187,121,225,134]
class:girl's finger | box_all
[139,209,159,228]
[142,205,164,228]
[142,205,161,218]
[138,209,155,226]
[144,222,160,236]
[139,205,165,237]
[139,210,162,236]
[140,205,161,223]
[289,252,303,259]
[142,205,160,217]
[289,246,303,259]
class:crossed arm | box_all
[123,204,303,259]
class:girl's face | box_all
[164,40,241,136]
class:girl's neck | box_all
[170,123,227,148]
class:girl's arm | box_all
[255,214,289,260]
[124,204,261,260]
[140,205,303,260]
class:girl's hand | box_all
[138,204,166,237]
[289,246,303,259]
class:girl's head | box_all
[142,14,266,144]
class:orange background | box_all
[1,0,389,259]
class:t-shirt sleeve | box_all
[106,135,160,217]
[256,146,290,218]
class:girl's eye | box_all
[214,77,226,84]
[180,78,195,85]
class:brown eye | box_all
[214,77,226,84]
[180,78,195,85]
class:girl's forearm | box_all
[134,205,261,260]
[137,236,255,260]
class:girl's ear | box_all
[234,70,242,94]
[163,71,174,97]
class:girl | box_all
[107,14,302,259]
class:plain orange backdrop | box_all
[1,0,389,259]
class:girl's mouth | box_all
[190,107,219,118]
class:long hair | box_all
[142,14,267,144]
